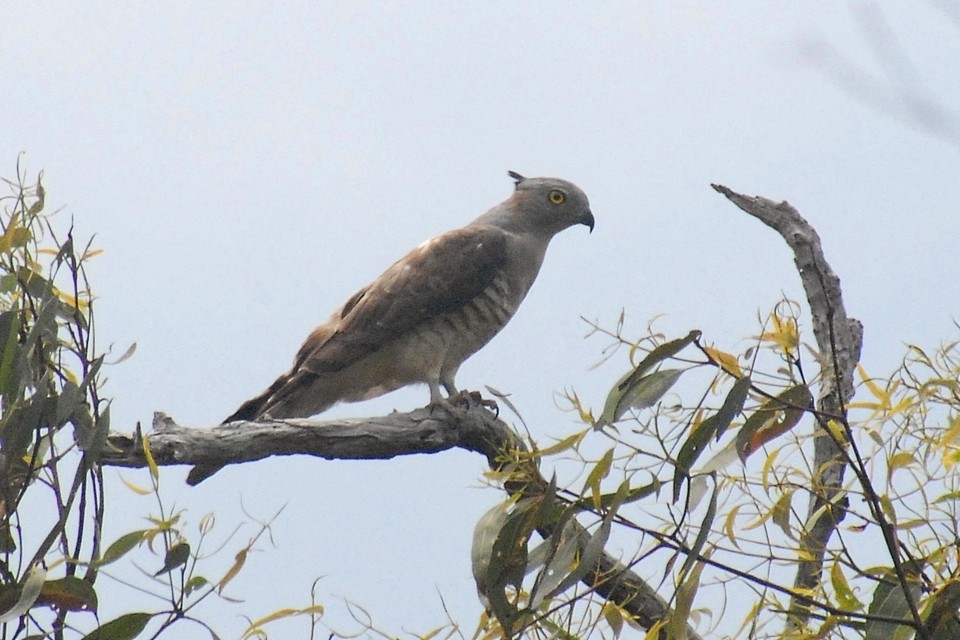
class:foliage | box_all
[471,305,960,639]
[0,163,323,640]
[4,160,959,639]
[0,159,109,636]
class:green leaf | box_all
[583,448,614,509]
[672,376,751,503]
[600,368,684,427]
[926,580,960,639]
[710,375,752,441]
[0,274,18,294]
[550,481,627,598]
[735,384,812,462]
[528,516,582,610]
[0,310,20,399]
[0,565,45,623]
[830,559,863,612]
[0,522,15,553]
[184,575,209,596]
[472,501,512,599]
[596,331,700,428]
[472,496,544,635]
[100,530,148,567]
[619,330,700,391]
[864,568,922,640]
[678,484,717,583]
[673,414,721,504]
[55,380,82,426]
[154,542,190,576]
[38,576,98,613]
[672,552,708,640]
[1,394,47,465]
[81,612,152,640]
[27,178,44,215]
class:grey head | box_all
[473,171,595,236]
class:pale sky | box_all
[3,2,959,638]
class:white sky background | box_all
[3,2,960,638]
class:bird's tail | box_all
[222,370,297,424]
[188,370,332,485]
[186,371,297,485]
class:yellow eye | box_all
[549,190,565,205]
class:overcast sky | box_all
[3,2,960,638]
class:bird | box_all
[188,172,593,484]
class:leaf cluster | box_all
[470,306,960,639]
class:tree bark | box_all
[712,185,863,632]
[102,406,701,640]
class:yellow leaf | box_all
[938,415,960,468]
[762,448,782,492]
[419,627,446,640]
[645,620,667,640]
[704,346,743,378]
[536,429,587,456]
[879,494,897,526]
[723,504,742,549]
[743,505,775,531]
[142,434,159,481]
[601,601,624,637]
[759,313,799,354]
[119,474,153,496]
[830,559,863,611]
[824,419,848,446]
[772,489,795,539]
[218,548,248,593]
[887,452,916,473]
[242,605,324,637]
[584,448,615,509]
[199,513,216,536]
[858,364,886,401]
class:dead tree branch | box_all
[712,184,864,631]
[102,406,700,640]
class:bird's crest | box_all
[507,170,526,190]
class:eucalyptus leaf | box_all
[528,517,582,610]
[864,568,923,640]
[599,368,684,427]
[735,384,812,462]
[80,612,152,640]
[154,542,190,576]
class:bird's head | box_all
[506,171,595,235]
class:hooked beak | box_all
[579,210,595,233]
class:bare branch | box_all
[712,184,864,632]
[103,408,516,471]
[101,406,700,640]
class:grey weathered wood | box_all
[103,408,514,471]
[101,405,700,640]
[712,184,863,632]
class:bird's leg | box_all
[441,377,459,398]
[441,375,498,412]
[430,379,446,405]
[427,379,456,415]
[442,376,475,408]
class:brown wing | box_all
[294,225,508,374]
